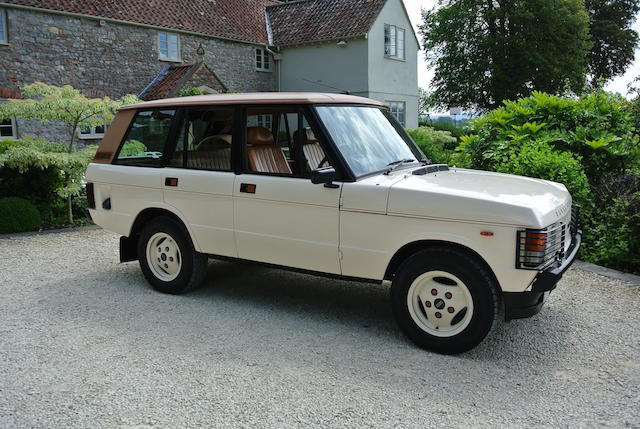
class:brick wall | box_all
[0,7,276,143]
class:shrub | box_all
[119,140,147,157]
[0,197,41,233]
[406,127,457,165]
[581,175,640,273]
[494,142,590,208]
[457,91,639,186]
[428,120,467,142]
[0,139,96,225]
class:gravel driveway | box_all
[0,228,638,428]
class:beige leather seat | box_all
[295,128,325,170]
[246,126,292,174]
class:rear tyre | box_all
[390,248,499,354]
[137,216,208,294]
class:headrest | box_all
[293,127,318,145]
[246,126,274,146]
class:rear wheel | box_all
[390,248,499,354]
[137,216,208,294]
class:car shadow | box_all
[43,259,576,366]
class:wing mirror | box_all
[311,167,339,188]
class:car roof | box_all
[120,92,386,111]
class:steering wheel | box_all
[317,156,329,169]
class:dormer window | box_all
[384,24,405,60]
[158,32,181,62]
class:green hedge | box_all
[0,197,41,233]
[406,127,457,165]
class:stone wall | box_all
[0,7,276,142]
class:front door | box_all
[233,106,342,274]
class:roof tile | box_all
[266,0,387,46]
[3,0,277,44]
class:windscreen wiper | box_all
[384,158,420,175]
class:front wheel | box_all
[390,248,499,354]
[137,216,208,294]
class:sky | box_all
[402,0,640,97]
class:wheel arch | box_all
[383,240,502,292]
[128,206,201,252]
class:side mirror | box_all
[311,167,339,188]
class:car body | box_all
[86,93,581,354]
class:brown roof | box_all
[120,92,386,110]
[141,64,195,101]
[266,0,387,46]
[4,0,276,44]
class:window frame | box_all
[387,101,406,126]
[113,108,179,168]
[240,105,345,180]
[0,117,17,139]
[158,31,181,62]
[384,24,405,61]
[165,106,238,172]
[0,8,8,45]
[78,125,106,140]
[255,47,272,72]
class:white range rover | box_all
[86,93,581,354]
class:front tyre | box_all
[138,216,208,294]
[390,248,499,354]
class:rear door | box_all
[161,107,237,257]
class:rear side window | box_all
[168,108,234,171]
[116,109,176,166]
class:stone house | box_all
[0,0,419,143]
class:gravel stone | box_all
[0,228,638,428]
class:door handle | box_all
[240,183,256,194]
[165,177,178,187]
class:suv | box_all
[86,93,580,354]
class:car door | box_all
[162,107,237,257]
[233,106,342,274]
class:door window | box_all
[168,108,234,171]
[245,107,330,176]
[115,109,176,166]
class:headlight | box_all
[516,223,566,270]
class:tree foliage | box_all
[586,0,640,85]
[420,0,592,110]
[0,82,138,153]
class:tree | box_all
[0,83,139,222]
[586,0,640,85]
[418,88,437,119]
[420,0,592,110]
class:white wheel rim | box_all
[145,232,182,282]
[406,270,474,338]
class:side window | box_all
[0,8,8,44]
[245,107,331,176]
[116,109,176,166]
[168,108,234,171]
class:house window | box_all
[78,125,106,140]
[158,32,180,61]
[384,24,405,60]
[256,48,271,71]
[0,118,16,139]
[0,8,7,44]
[388,101,406,126]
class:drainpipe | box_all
[265,45,282,92]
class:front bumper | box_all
[504,231,582,321]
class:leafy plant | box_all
[0,197,41,233]
[119,140,147,157]
[406,127,457,165]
